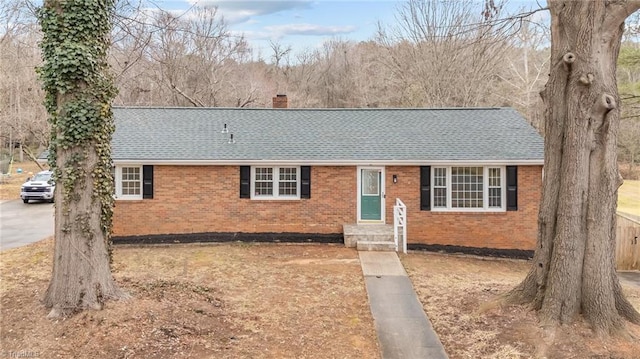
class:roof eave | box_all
[112,159,544,166]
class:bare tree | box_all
[109,1,155,105]
[617,40,640,178]
[494,18,549,132]
[504,0,640,336]
[376,0,517,107]
[144,7,253,107]
[618,118,640,177]
[0,0,48,162]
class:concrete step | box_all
[357,240,396,251]
[344,224,394,248]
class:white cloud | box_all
[264,23,357,37]
[189,0,313,24]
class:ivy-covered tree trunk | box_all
[506,0,640,335]
[38,0,127,317]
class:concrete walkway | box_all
[359,251,448,359]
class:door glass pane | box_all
[362,169,379,196]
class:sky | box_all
[154,0,402,57]
[152,0,545,58]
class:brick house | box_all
[110,97,544,252]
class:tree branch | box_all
[170,83,204,107]
[604,0,640,35]
[21,147,44,171]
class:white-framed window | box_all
[115,166,142,199]
[251,166,300,199]
[487,167,502,208]
[432,166,505,211]
[433,167,447,209]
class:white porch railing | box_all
[394,198,407,254]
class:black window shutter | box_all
[240,166,250,198]
[142,165,154,199]
[420,166,431,211]
[301,166,311,199]
[506,166,518,211]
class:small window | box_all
[433,167,447,208]
[252,166,300,199]
[488,167,502,208]
[116,166,142,199]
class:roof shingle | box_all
[112,107,544,163]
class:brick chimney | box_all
[272,94,288,109]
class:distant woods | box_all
[1,0,639,177]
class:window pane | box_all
[434,188,447,207]
[255,181,273,195]
[279,167,297,181]
[254,168,273,196]
[451,167,483,208]
[488,167,502,208]
[121,167,141,196]
[489,188,501,207]
[433,167,447,208]
[255,168,273,181]
[279,182,297,195]
[278,168,297,196]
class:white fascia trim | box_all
[113,159,544,166]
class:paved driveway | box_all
[618,271,640,289]
[0,200,54,250]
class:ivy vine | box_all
[37,0,118,254]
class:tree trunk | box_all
[506,0,640,335]
[44,142,126,317]
[39,0,127,317]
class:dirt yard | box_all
[402,252,640,359]
[1,240,379,358]
[3,240,640,359]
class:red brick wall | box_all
[113,166,356,236]
[113,165,542,250]
[385,165,542,250]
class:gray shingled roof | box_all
[111,107,544,163]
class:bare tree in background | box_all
[0,0,48,163]
[618,118,640,177]
[110,1,155,105]
[145,7,256,107]
[376,0,516,107]
[617,20,640,179]
[494,18,549,132]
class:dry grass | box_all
[618,180,640,217]
[0,161,46,200]
[1,240,379,358]
[401,252,640,359]
[4,238,640,359]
